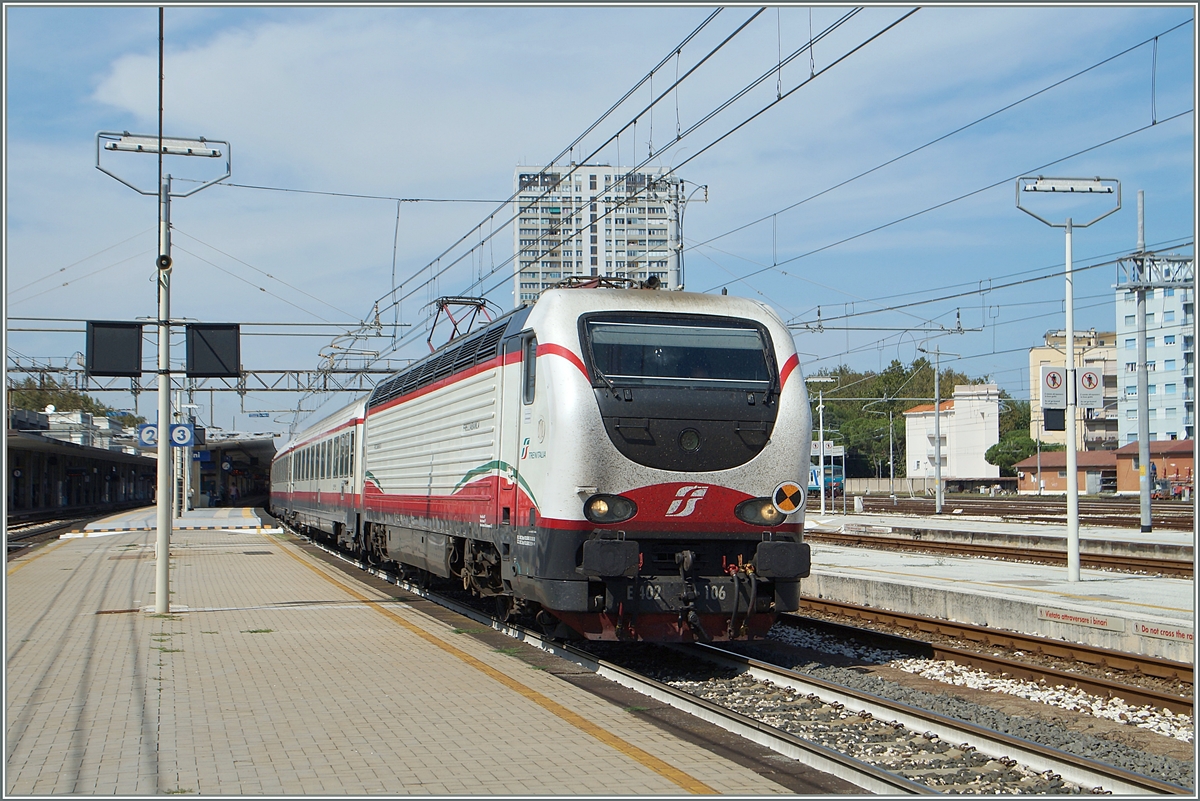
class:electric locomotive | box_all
[271,281,812,642]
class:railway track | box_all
[283,523,1193,794]
[814,494,1196,531]
[801,528,1194,577]
[791,599,1193,698]
[5,516,94,556]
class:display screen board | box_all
[186,324,240,378]
[86,321,143,377]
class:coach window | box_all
[523,335,538,404]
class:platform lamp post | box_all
[96,131,230,613]
[917,344,958,515]
[1017,176,1120,583]
[805,375,838,515]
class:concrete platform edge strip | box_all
[62,526,280,538]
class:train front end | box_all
[514,288,812,642]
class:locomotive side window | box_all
[522,335,538,404]
[585,319,771,388]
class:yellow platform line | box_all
[7,539,69,575]
[274,535,717,795]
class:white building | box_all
[903,384,1000,480]
[1116,283,1195,442]
[512,165,680,305]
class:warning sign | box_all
[772,481,805,515]
[1133,621,1194,643]
[1040,366,1066,409]
[1037,606,1125,631]
[1076,369,1103,409]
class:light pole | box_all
[1017,176,1120,582]
[96,131,230,614]
[806,375,838,514]
[917,344,957,514]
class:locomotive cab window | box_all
[583,316,773,389]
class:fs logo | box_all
[665,485,708,517]
[520,437,530,460]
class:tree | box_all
[984,430,1064,475]
[998,396,1030,439]
[7,377,144,428]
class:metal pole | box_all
[1136,191,1152,532]
[888,410,895,502]
[818,389,826,515]
[669,179,682,291]
[1064,218,1081,581]
[171,389,180,520]
[933,348,943,514]
[155,175,172,614]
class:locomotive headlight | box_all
[584,494,637,523]
[735,498,785,526]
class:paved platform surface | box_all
[7,514,805,796]
[802,530,1194,663]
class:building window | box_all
[1166,383,1177,394]
[1126,409,1137,419]
[1125,385,1137,396]
[1165,311,1176,322]
[1165,288,1175,296]
[1164,335,1176,345]
[1124,315,1135,325]
[1148,385,1157,395]
[1165,359,1176,370]
[1125,338,1136,349]
[1128,433,1137,443]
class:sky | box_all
[4,4,1196,437]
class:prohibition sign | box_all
[1081,372,1099,390]
[1045,371,1062,390]
[773,481,805,515]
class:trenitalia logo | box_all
[664,485,708,517]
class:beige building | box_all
[1028,329,1118,450]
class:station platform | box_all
[803,512,1195,663]
[6,509,836,796]
[812,509,1194,559]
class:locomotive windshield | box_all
[585,318,772,388]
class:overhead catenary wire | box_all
[706,108,1193,299]
[688,19,1192,258]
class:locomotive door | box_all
[498,333,534,529]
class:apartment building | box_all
[512,165,679,305]
[1116,284,1195,442]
